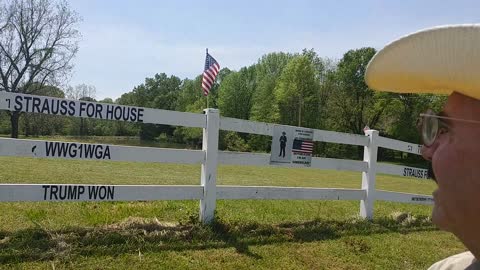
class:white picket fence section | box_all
[0,91,433,223]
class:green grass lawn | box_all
[0,156,466,269]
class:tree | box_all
[22,84,65,136]
[176,76,203,113]
[376,93,447,161]
[66,84,96,100]
[250,52,292,123]
[201,67,231,109]
[217,65,256,119]
[0,0,81,138]
[325,47,397,158]
[65,84,96,136]
[99,97,113,104]
[326,48,382,133]
[274,55,320,128]
[120,73,182,140]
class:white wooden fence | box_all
[0,92,433,223]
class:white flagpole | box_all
[205,48,209,109]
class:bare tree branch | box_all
[0,0,80,92]
[0,0,80,136]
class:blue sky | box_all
[68,0,480,100]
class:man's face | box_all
[422,92,480,238]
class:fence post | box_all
[360,129,379,219]
[200,108,220,224]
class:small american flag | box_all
[292,139,314,154]
[202,51,220,96]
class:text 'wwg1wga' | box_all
[44,142,111,160]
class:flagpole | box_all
[206,48,209,109]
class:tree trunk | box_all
[10,111,20,138]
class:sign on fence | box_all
[0,91,206,128]
[270,125,294,164]
[270,125,314,167]
[0,184,203,202]
[0,138,205,164]
[2,92,144,121]
[42,185,115,201]
[377,163,430,179]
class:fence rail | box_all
[0,92,433,223]
[0,138,205,164]
[0,184,203,202]
[220,117,369,146]
[216,186,366,200]
[375,190,434,205]
[377,136,423,155]
[0,91,206,128]
[218,151,367,172]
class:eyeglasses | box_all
[417,109,480,147]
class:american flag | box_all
[292,139,314,154]
[202,51,220,96]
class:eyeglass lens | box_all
[422,111,438,146]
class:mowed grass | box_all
[0,156,466,269]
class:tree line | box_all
[0,48,446,162]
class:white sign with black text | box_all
[0,91,205,128]
[270,125,314,167]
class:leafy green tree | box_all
[121,73,182,140]
[174,69,232,147]
[86,97,116,136]
[113,93,141,136]
[326,48,389,134]
[376,93,447,162]
[99,98,114,104]
[218,65,256,119]
[176,75,204,113]
[202,67,232,109]
[174,76,205,147]
[384,93,447,142]
[322,47,436,160]
[250,52,293,123]
[128,73,182,110]
[323,47,396,158]
[274,55,320,128]
[248,52,293,151]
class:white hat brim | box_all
[365,24,480,100]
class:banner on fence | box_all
[0,92,144,122]
[0,184,203,202]
[377,163,430,180]
[270,125,314,167]
[0,91,206,128]
[0,138,204,164]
